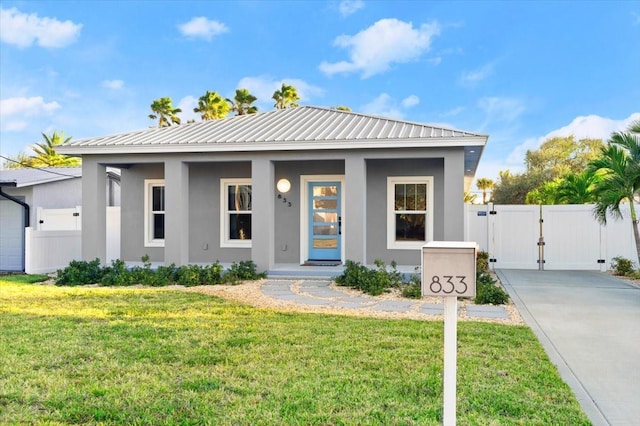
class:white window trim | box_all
[144,179,165,248]
[220,178,252,248]
[386,176,434,250]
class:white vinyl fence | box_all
[465,203,639,271]
[25,206,120,274]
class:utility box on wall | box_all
[421,241,478,297]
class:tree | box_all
[493,136,604,204]
[227,88,258,116]
[476,178,494,204]
[272,83,300,109]
[334,105,352,111]
[555,170,600,204]
[492,170,545,204]
[463,191,477,204]
[3,151,35,169]
[3,131,80,168]
[589,121,640,264]
[525,179,562,205]
[194,91,230,120]
[149,97,182,127]
[525,136,604,181]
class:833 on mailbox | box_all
[421,241,477,298]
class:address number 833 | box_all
[429,275,468,295]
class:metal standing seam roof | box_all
[0,167,82,188]
[57,106,488,153]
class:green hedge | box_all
[56,256,266,287]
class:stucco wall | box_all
[366,158,445,265]
[120,163,164,262]
[188,162,252,263]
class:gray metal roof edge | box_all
[57,135,488,156]
[0,167,82,188]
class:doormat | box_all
[302,261,342,267]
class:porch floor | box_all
[267,263,420,280]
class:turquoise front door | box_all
[308,182,341,261]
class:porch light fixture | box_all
[276,178,292,207]
[276,178,291,193]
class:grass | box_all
[0,278,590,425]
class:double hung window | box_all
[387,176,433,249]
[144,179,165,247]
[220,179,252,248]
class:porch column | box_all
[251,158,275,272]
[164,159,189,266]
[344,154,367,264]
[443,149,465,240]
[81,158,107,263]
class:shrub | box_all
[56,259,105,286]
[474,272,509,305]
[335,259,404,296]
[477,250,489,273]
[222,260,266,284]
[100,259,136,286]
[611,256,635,276]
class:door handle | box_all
[338,216,342,235]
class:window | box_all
[220,179,252,248]
[387,176,433,250]
[144,179,165,247]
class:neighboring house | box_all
[0,167,120,272]
[57,106,488,272]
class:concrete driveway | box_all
[496,269,640,426]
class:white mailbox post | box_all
[422,241,477,426]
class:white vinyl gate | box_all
[465,203,639,271]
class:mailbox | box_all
[421,241,477,297]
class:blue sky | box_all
[1,0,639,190]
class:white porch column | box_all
[164,159,189,266]
[443,150,465,240]
[81,158,107,263]
[251,158,275,272]
[344,154,367,264]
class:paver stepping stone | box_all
[299,286,350,298]
[298,280,331,287]
[370,300,417,312]
[466,305,508,319]
[418,303,445,315]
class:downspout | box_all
[0,186,30,227]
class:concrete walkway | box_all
[497,269,640,426]
[261,279,509,319]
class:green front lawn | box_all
[0,278,589,425]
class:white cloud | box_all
[236,76,324,106]
[102,79,124,90]
[441,106,465,117]
[178,17,228,41]
[0,96,60,117]
[2,120,28,132]
[0,7,82,48]
[360,93,403,118]
[339,0,364,17]
[319,18,441,78]
[176,96,199,122]
[459,63,494,87]
[506,112,640,168]
[401,95,420,108]
[478,97,525,124]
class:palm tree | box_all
[476,178,494,204]
[149,97,182,127]
[30,131,80,167]
[555,170,599,204]
[227,88,258,116]
[272,83,300,109]
[589,122,640,264]
[463,191,477,204]
[194,91,230,120]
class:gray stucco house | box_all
[57,106,487,273]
